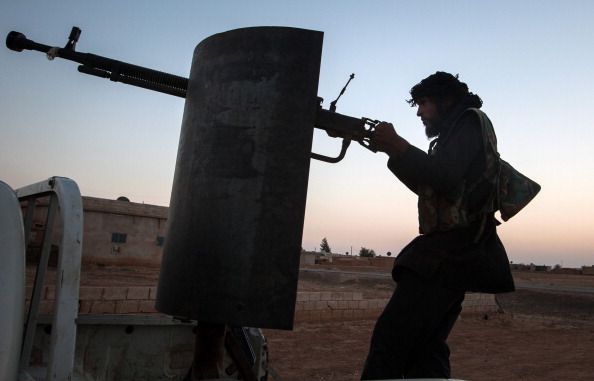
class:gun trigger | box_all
[358,138,378,153]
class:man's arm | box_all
[372,122,420,193]
[376,113,484,194]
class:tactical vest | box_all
[418,108,499,234]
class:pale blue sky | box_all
[2,1,593,267]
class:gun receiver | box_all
[313,105,378,162]
[6,27,377,162]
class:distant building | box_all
[550,267,582,275]
[27,196,168,267]
[532,264,551,272]
[27,196,325,269]
[300,251,316,266]
[510,263,532,271]
[509,263,551,272]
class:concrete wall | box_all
[294,291,500,322]
[332,255,394,269]
[30,284,499,322]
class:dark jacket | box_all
[388,98,515,293]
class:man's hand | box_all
[372,122,409,158]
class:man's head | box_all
[407,72,482,138]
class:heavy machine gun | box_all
[7,25,372,380]
[6,27,379,163]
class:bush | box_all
[359,247,376,257]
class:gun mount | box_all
[7,25,377,379]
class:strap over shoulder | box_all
[463,107,541,221]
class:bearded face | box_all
[416,97,442,139]
[424,121,440,139]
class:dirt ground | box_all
[263,269,594,381]
[265,313,594,381]
[30,264,594,380]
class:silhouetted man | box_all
[361,72,514,379]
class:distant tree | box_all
[386,251,392,257]
[359,247,376,258]
[320,237,331,253]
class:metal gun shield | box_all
[156,27,323,329]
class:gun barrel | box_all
[6,29,375,148]
[6,30,188,98]
[77,52,189,98]
[6,31,52,53]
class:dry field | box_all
[264,268,594,381]
[29,264,594,380]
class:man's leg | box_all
[405,293,463,378]
[360,269,464,380]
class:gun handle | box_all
[310,139,351,163]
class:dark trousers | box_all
[361,269,465,380]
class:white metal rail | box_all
[16,177,83,381]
